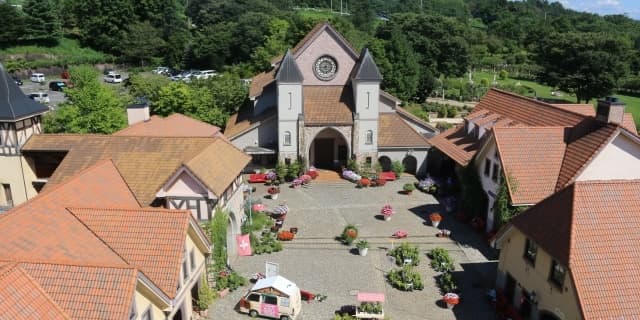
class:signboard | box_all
[266,261,279,278]
[260,303,279,317]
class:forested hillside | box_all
[2,0,640,103]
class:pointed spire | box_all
[275,49,304,83]
[0,63,49,121]
[352,48,382,82]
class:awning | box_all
[357,292,385,302]
[244,146,276,155]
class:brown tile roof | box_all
[622,113,638,133]
[511,180,640,319]
[0,263,71,320]
[378,113,430,148]
[0,161,137,267]
[551,104,637,133]
[23,135,249,203]
[18,262,137,320]
[249,70,275,97]
[394,106,437,132]
[493,127,567,205]
[225,107,276,139]
[428,125,481,166]
[69,207,191,299]
[186,139,251,196]
[303,86,353,125]
[555,123,618,190]
[474,89,586,127]
[114,113,221,137]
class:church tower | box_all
[351,48,383,166]
[275,50,304,163]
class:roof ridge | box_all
[386,112,431,145]
[490,88,588,119]
[573,178,640,185]
[67,206,192,214]
[0,258,137,270]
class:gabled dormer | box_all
[0,63,49,155]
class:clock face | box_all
[313,56,338,81]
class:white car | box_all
[30,73,46,83]
[152,67,169,75]
[104,73,123,83]
[193,70,217,80]
[28,92,50,104]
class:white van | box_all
[104,73,123,83]
[238,276,301,320]
[30,73,46,83]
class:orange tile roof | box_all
[0,263,71,320]
[249,70,275,97]
[378,113,430,148]
[551,104,637,133]
[303,86,353,125]
[185,139,251,196]
[622,113,638,133]
[19,262,137,320]
[511,180,640,319]
[428,125,482,166]
[493,127,567,205]
[69,207,191,299]
[23,135,249,203]
[114,113,221,137]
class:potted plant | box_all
[381,204,394,221]
[360,177,371,187]
[356,239,369,256]
[301,174,312,185]
[443,293,460,309]
[292,178,303,189]
[430,213,442,228]
[403,183,415,195]
[277,230,295,241]
[341,224,358,245]
[267,186,280,199]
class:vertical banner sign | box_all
[266,261,279,278]
[236,234,252,256]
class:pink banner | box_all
[260,303,279,317]
[236,234,252,256]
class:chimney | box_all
[596,97,625,125]
[126,100,150,125]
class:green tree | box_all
[251,18,291,72]
[21,0,61,44]
[372,27,421,101]
[535,32,632,103]
[127,73,172,102]
[68,0,134,52]
[119,21,166,66]
[0,3,25,46]
[43,65,127,134]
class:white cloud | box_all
[595,0,620,8]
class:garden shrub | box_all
[196,275,216,310]
[391,160,404,178]
[341,224,358,245]
[428,248,455,272]
[389,242,420,266]
[437,272,458,294]
[387,266,424,291]
[252,232,283,255]
[215,271,247,291]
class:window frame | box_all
[141,306,152,320]
[365,130,373,145]
[491,163,500,182]
[549,260,566,289]
[484,159,491,177]
[523,238,537,266]
[263,295,278,305]
[190,249,196,271]
[247,293,261,302]
[283,131,292,146]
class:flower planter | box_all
[431,220,440,228]
[385,216,391,221]
[359,247,368,256]
[270,193,279,200]
[446,302,455,309]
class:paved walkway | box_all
[210,177,497,320]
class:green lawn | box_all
[0,38,110,70]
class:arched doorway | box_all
[309,128,349,169]
[378,156,391,172]
[226,212,238,262]
[403,155,417,174]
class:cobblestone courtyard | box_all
[211,176,498,320]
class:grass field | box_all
[0,38,111,70]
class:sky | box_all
[554,0,640,20]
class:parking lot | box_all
[211,177,498,320]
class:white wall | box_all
[278,121,298,158]
[353,82,380,119]
[577,133,640,181]
[475,139,501,232]
[378,148,429,177]
[277,84,302,120]
[0,156,39,207]
[357,119,378,153]
[231,117,278,150]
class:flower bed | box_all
[388,242,420,266]
[387,266,424,291]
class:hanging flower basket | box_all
[443,293,460,308]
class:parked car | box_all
[193,70,217,80]
[28,92,50,104]
[152,66,170,75]
[104,73,123,83]
[180,70,198,82]
[12,76,23,86]
[49,81,67,91]
[30,73,45,83]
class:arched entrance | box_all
[378,156,391,172]
[403,155,417,174]
[309,128,349,169]
[226,212,238,262]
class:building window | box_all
[129,303,137,320]
[523,238,537,266]
[492,163,499,182]
[190,249,196,271]
[365,130,373,145]
[484,159,491,177]
[366,157,372,165]
[366,92,370,109]
[284,131,292,146]
[2,184,12,207]
[549,260,566,288]
[285,158,291,165]
[264,295,278,305]
[141,307,152,320]
[288,92,292,110]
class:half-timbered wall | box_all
[0,117,42,155]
